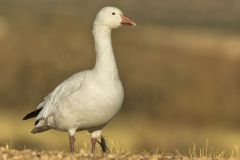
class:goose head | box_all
[94,7,136,29]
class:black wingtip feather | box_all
[22,108,43,120]
[34,119,40,126]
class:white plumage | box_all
[23,6,136,153]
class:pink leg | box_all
[91,138,97,154]
[69,135,75,152]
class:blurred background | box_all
[0,0,240,154]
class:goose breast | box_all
[53,72,124,131]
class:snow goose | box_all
[23,6,136,153]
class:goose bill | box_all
[121,15,136,26]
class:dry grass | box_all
[1,144,240,160]
[0,146,172,160]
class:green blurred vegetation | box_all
[0,0,240,153]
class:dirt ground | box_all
[1,145,239,160]
[0,146,189,160]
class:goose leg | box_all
[69,135,75,152]
[90,130,102,154]
[91,138,97,153]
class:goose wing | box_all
[36,71,88,120]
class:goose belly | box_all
[54,81,124,131]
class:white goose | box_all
[23,6,136,153]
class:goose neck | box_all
[93,26,119,79]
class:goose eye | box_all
[112,12,115,15]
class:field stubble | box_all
[1,144,240,160]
